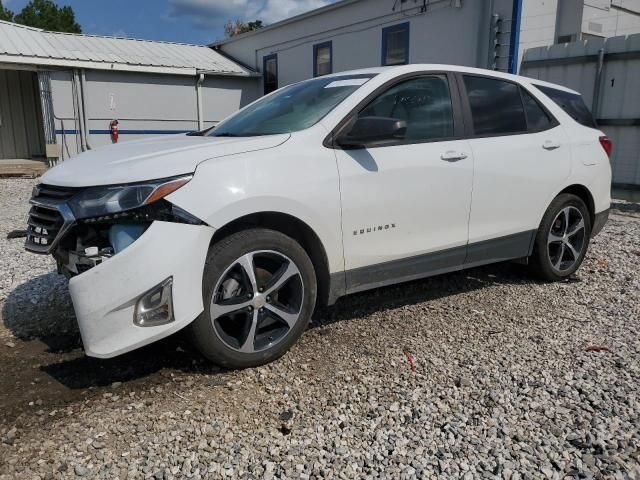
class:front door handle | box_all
[542,140,561,150]
[440,151,468,162]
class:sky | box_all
[2,0,338,44]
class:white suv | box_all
[26,65,611,368]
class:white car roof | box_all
[331,64,581,96]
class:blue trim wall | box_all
[56,129,192,135]
[313,41,333,77]
[508,0,523,74]
[381,22,410,66]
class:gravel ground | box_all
[1,178,639,480]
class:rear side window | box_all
[463,76,527,135]
[534,85,597,128]
[521,88,552,130]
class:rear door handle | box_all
[440,151,468,162]
[542,140,561,150]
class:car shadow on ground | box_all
[1,261,540,393]
[317,261,536,327]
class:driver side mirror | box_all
[336,116,407,148]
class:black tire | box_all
[189,228,317,369]
[530,193,592,281]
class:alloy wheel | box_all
[547,206,586,273]
[210,250,304,353]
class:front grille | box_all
[33,184,78,202]
[25,205,66,253]
[25,184,77,254]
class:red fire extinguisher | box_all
[110,119,119,143]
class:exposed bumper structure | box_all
[69,221,214,358]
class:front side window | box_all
[263,54,278,95]
[313,41,332,77]
[534,84,597,128]
[463,75,527,135]
[382,23,410,66]
[210,74,375,137]
[358,75,455,141]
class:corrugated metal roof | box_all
[0,20,256,76]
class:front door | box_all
[333,74,474,292]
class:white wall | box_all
[582,0,640,37]
[518,0,559,71]
[219,0,516,91]
[50,70,259,156]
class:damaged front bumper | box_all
[69,221,214,357]
[24,182,215,358]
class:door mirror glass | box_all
[337,116,407,148]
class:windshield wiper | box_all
[212,132,275,137]
[187,126,215,136]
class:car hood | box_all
[40,134,291,187]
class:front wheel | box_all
[530,193,592,281]
[190,228,317,369]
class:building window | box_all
[263,54,278,95]
[381,22,410,66]
[313,41,332,77]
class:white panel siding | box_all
[218,0,515,91]
[48,69,259,156]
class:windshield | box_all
[208,74,376,137]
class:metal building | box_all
[0,20,260,166]
[213,0,640,95]
[518,0,640,70]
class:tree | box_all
[0,0,14,22]
[224,19,263,38]
[14,0,81,33]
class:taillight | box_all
[599,135,613,158]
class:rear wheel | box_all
[530,193,591,281]
[190,229,317,368]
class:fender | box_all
[166,143,344,275]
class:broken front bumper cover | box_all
[69,221,214,358]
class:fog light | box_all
[134,277,174,327]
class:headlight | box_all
[68,175,192,219]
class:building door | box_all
[0,70,45,160]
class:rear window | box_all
[534,85,597,128]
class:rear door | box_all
[458,74,570,263]
[333,73,474,292]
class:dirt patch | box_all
[0,326,224,428]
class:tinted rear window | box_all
[534,85,597,128]
[463,76,527,135]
